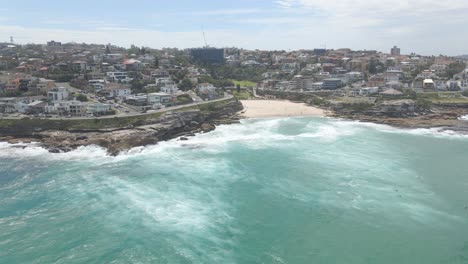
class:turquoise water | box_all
[1,117,468,263]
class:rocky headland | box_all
[0,100,243,155]
[330,99,468,132]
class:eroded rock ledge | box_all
[0,100,243,155]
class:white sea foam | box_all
[459,115,468,121]
[322,119,468,140]
[0,142,109,162]
[0,117,466,163]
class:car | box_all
[125,110,130,113]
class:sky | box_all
[0,0,467,55]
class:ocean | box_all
[1,117,468,263]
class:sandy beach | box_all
[240,100,325,118]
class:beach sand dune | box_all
[240,100,325,118]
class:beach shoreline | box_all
[240,100,326,118]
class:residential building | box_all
[87,103,111,115]
[359,87,379,96]
[123,59,141,71]
[322,78,342,90]
[156,77,174,86]
[89,79,106,91]
[423,79,435,91]
[147,92,173,106]
[310,82,323,90]
[72,61,87,73]
[430,64,448,76]
[5,79,20,92]
[106,72,132,83]
[367,75,386,87]
[36,78,56,94]
[161,84,179,95]
[69,101,88,116]
[126,95,148,106]
[27,101,47,114]
[151,69,170,78]
[345,72,364,82]
[104,83,131,99]
[196,83,216,93]
[196,83,219,100]
[0,98,18,113]
[48,87,69,102]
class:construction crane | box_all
[201,26,209,48]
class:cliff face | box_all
[331,100,422,118]
[0,100,244,155]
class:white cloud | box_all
[271,0,468,55]
[277,0,468,14]
[192,8,262,16]
[275,0,293,8]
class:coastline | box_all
[239,99,468,133]
[2,98,468,155]
[330,107,468,134]
[240,99,326,118]
[0,100,244,155]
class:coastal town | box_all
[0,40,467,120]
[0,40,468,153]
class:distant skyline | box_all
[1,0,467,55]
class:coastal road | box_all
[0,94,234,120]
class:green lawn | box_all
[419,92,468,104]
[230,91,253,100]
[231,80,257,88]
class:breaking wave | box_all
[1,116,468,263]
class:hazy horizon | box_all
[1,0,467,56]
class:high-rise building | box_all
[190,48,225,64]
[47,40,62,47]
[390,46,401,56]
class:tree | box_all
[76,94,88,102]
[131,79,146,92]
[179,78,194,91]
[403,89,417,100]
[416,98,432,111]
[153,57,159,68]
[446,62,466,79]
[236,84,241,93]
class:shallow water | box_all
[1,117,468,263]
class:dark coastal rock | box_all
[200,123,216,133]
[75,136,88,141]
[48,148,61,153]
[179,137,189,141]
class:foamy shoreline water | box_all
[1,117,467,159]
